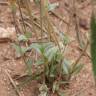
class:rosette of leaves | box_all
[29,43,62,86]
[13,42,83,89]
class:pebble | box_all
[79,18,89,30]
[0,27,16,42]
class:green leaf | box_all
[18,32,32,42]
[60,32,70,45]
[43,42,54,52]
[48,2,59,11]
[45,46,58,62]
[90,13,96,78]
[26,59,33,75]
[12,43,21,55]
[18,34,28,42]
[12,43,28,56]
[36,59,44,65]
[49,65,57,77]
[71,64,83,75]
[28,43,42,54]
[28,42,54,55]
[21,47,28,54]
[25,32,32,38]
[62,59,71,75]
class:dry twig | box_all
[5,70,22,96]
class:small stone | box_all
[79,18,89,30]
[0,27,16,42]
[7,87,10,91]
[3,78,7,82]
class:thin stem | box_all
[17,0,27,34]
[40,0,43,41]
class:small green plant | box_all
[10,0,84,95]
[13,42,83,88]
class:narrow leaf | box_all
[90,13,96,80]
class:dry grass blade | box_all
[50,11,69,25]
[40,0,61,50]
[72,0,84,48]
[71,40,89,73]
[23,0,38,40]
[17,0,27,34]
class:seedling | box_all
[10,0,84,95]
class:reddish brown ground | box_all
[0,0,96,96]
